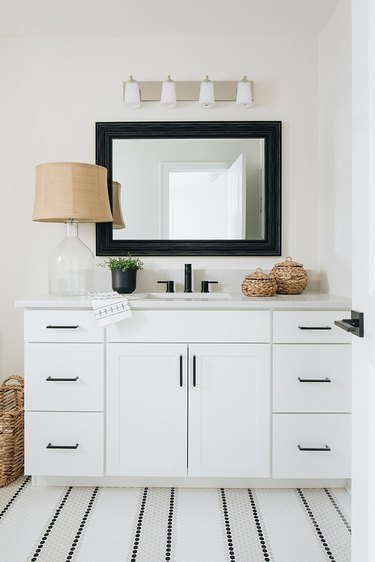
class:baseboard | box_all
[31,475,348,488]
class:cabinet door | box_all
[106,343,187,476]
[189,343,270,477]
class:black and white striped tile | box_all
[0,478,351,562]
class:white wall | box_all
[0,32,320,378]
[319,0,352,297]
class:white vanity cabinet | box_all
[106,341,270,478]
[16,296,352,486]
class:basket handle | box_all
[1,375,24,388]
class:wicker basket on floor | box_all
[0,375,24,487]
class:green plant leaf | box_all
[98,254,144,271]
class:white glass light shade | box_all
[199,77,215,108]
[124,76,141,108]
[161,76,177,108]
[236,77,253,107]
[48,222,94,296]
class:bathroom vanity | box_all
[16,293,352,487]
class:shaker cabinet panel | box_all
[106,342,271,479]
[106,343,188,477]
[188,344,270,477]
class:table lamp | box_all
[33,162,113,296]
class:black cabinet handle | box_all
[298,377,331,383]
[46,376,79,382]
[179,355,183,387]
[46,443,79,450]
[46,325,79,329]
[193,355,197,387]
[298,326,332,330]
[298,445,331,452]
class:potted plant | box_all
[100,255,144,294]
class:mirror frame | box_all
[96,121,281,256]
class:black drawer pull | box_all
[298,377,331,383]
[298,445,331,452]
[46,325,79,329]
[46,443,79,450]
[193,355,197,387]
[179,355,183,387]
[46,376,79,382]
[298,326,332,330]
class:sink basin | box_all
[142,292,232,300]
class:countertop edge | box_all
[15,293,352,311]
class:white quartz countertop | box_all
[15,292,351,310]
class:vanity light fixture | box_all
[33,162,113,296]
[122,77,254,108]
[236,75,253,107]
[124,75,141,108]
[160,75,177,108]
[198,76,215,108]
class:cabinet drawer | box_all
[273,345,351,413]
[272,413,351,478]
[25,343,104,411]
[25,412,103,476]
[24,310,103,342]
[273,311,351,343]
[107,310,271,343]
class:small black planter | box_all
[111,268,138,294]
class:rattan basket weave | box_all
[272,256,308,294]
[241,268,277,297]
[0,375,24,487]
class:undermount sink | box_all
[142,292,232,300]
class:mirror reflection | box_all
[112,138,265,241]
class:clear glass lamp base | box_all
[48,222,94,296]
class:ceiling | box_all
[0,0,340,38]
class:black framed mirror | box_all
[96,121,281,256]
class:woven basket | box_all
[272,256,308,295]
[0,375,24,487]
[241,268,277,297]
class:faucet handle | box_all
[201,280,218,293]
[157,280,175,293]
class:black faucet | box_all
[184,264,193,293]
[201,280,218,293]
[157,280,175,293]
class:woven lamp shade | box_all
[33,162,113,223]
[112,181,125,229]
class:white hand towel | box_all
[91,292,132,327]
